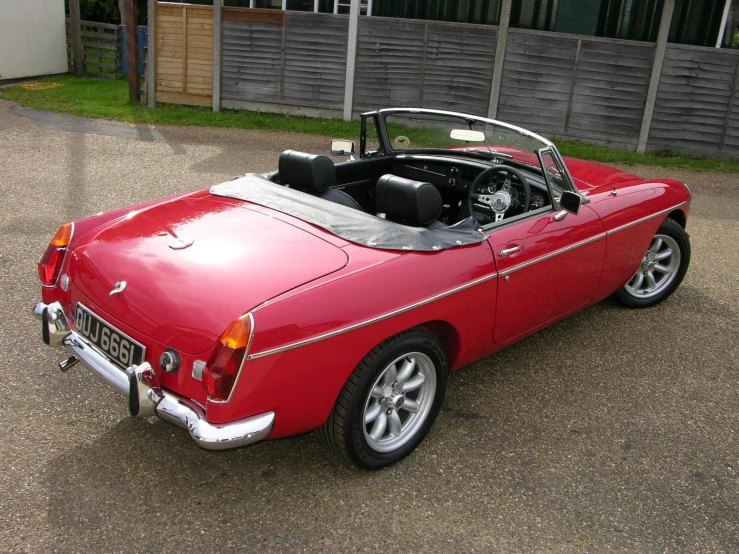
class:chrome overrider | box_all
[33,301,274,450]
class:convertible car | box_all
[34,108,691,469]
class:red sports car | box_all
[34,109,691,469]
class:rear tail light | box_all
[203,314,253,402]
[38,223,73,286]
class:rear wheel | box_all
[616,218,690,308]
[318,328,447,470]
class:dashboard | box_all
[390,155,552,225]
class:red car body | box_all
[35,109,691,466]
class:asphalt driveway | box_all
[0,98,737,553]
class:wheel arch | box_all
[668,209,687,229]
[418,320,461,371]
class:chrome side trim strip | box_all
[247,271,499,360]
[498,200,690,277]
[499,233,607,277]
[607,201,689,235]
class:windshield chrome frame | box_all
[373,108,582,196]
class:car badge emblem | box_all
[110,281,127,295]
[169,237,194,250]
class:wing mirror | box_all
[331,139,355,156]
[559,190,582,215]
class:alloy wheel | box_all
[362,352,437,453]
[624,234,682,299]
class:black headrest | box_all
[376,174,442,226]
[278,150,336,193]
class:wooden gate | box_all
[155,2,213,106]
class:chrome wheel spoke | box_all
[383,363,398,386]
[365,403,383,424]
[654,248,673,261]
[369,413,387,441]
[649,238,663,253]
[646,271,657,289]
[396,357,416,386]
[630,272,644,290]
[370,386,384,399]
[387,411,402,437]
[654,263,670,274]
[401,373,425,393]
[402,398,420,413]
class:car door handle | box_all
[499,245,523,256]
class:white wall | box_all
[0,0,68,80]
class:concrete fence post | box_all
[487,0,512,119]
[213,0,222,112]
[637,0,675,154]
[343,0,360,121]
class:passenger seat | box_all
[278,150,363,211]
[375,174,443,227]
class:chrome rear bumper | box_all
[34,301,274,450]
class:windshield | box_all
[383,110,551,167]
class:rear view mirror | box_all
[560,190,582,215]
[331,139,355,156]
[450,129,486,142]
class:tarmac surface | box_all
[0,98,737,553]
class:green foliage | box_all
[3,76,739,173]
[732,30,739,49]
[65,0,148,25]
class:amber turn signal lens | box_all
[51,223,72,248]
[219,318,251,350]
[38,223,73,286]
[203,315,253,402]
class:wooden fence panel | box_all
[649,46,739,153]
[567,39,654,147]
[155,2,213,107]
[722,77,739,154]
[283,13,348,109]
[497,30,578,135]
[422,23,496,115]
[221,9,285,103]
[354,17,426,111]
[66,19,122,79]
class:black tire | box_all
[615,217,690,308]
[318,327,448,470]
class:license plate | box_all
[74,303,145,370]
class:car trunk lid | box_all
[67,195,349,354]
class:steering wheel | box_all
[467,165,531,223]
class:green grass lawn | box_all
[3,75,738,173]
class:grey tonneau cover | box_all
[210,174,487,252]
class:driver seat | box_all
[278,150,363,211]
[375,174,443,227]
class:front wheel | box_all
[318,328,448,470]
[616,217,690,308]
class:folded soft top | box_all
[210,173,487,252]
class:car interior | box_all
[271,149,554,229]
